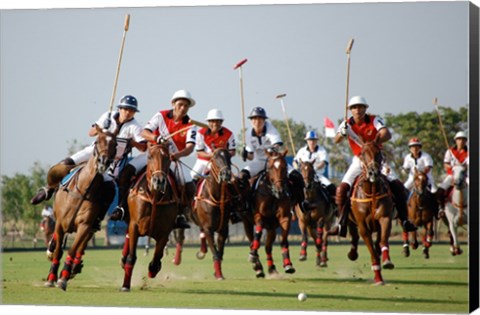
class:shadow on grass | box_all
[163,287,466,306]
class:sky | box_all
[0,0,476,178]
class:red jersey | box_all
[345,114,386,156]
[196,127,236,161]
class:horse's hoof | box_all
[411,241,419,250]
[374,280,385,286]
[319,261,328,268]
[46,250,53,261]
[422,248,430,259]
[348,250,358,261]
[248,253,259,263]
[268,265,278,275]
[196,251,206,260]
[402,246,410,257]
[44,280,55,288]
[284,265,296,274]
[57,279,67,291]
[299,255,307,261]
[256,270,265,278]
[382,261,395,270]
[120,287,130,292]
[455,248,463,255]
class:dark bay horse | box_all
[348,140,394,285]
[192,148,234,279]
[248,148,295,278]
[44,125,117,290]
[403,169,436,258]
[295,160,335,267]
[120,142,179,291]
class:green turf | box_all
[1,242,469,313]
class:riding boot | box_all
[110,164,136,221]
[389,179,417,232]
[93,180,116,232]
[329,182,350,237]
[174,181,195,229]
[288,170,306,211]
[31,158,75,205]
[435,187,447,219]
[229,181,244,224]
[238,170,253,213]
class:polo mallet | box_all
[276,93,296,156]
[433,97,451,151]
[344,38,355,122]
[106,14,130,127]
[233,58,248,150]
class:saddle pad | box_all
[60,166,83,187]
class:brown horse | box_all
[192,148,235,279]
[248,148,295,278]
[120,142,179,292]
[403,169,436,258]
[348,140,394,285]
[295,160,335,267]
[44,125,118,290]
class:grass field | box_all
[1,239,470,314]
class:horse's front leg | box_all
[278,215,295,274]
[378,216,394,270]
[447,210,462,256]
[422,220,434,259]
[347,220,359,261]
[212,226,229,280]
[299,217,308,261]
[264,229,278,275]
[44,227,65,288]
[57,222,91,291]
[317,219,328,268]
[357,222,384,285]
[173,228,185,266]
[121,223,139,292]
[249,213,265,278]
[148,234,169,279]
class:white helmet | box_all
[171,89,196,107]
[348,96,369,108]
[205,109,224,121]
[454,131,468,140]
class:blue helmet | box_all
[117,95,139,112]
[248,107,268,119]
[304,130,319,140]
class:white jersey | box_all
[294,145,332,186]
[402,151,436,192]
[41,206,54,218]
[243,121,283,177]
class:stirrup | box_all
[174,215,191,229]
[110,206,125,221]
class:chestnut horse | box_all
[120,142,179,291]
[295,160,335,267]
[248,148,295,278]
[192,148,235,279]
[347,140,394,285]
[443,164,468,256]
[403,169,436,259]
[44,125,117,290]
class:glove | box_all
[156,135,167,144]
[340,121,348,137]
[241,147,249,161]
[103,118,111,130]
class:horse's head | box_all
[93,125,117,174]
[413,168,428,196]
[147,142,171,192]
[360,141,383,183]
[265,148,289,199]
[299,160,316,190]
[452,164,467,189]
[209,148,232,184]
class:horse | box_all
[347,140,394,285]
[44,125,118,290]
[443,164,468,256]
[120,142,179,291]
[403,169,437,259]
[248,148,295,278]
[192,148,235,279]
[295,160,335,267]
[40,215,55,247]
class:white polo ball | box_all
[298,292,307,302]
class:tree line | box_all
[1,106,468,242]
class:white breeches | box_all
[190,159,210,180]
